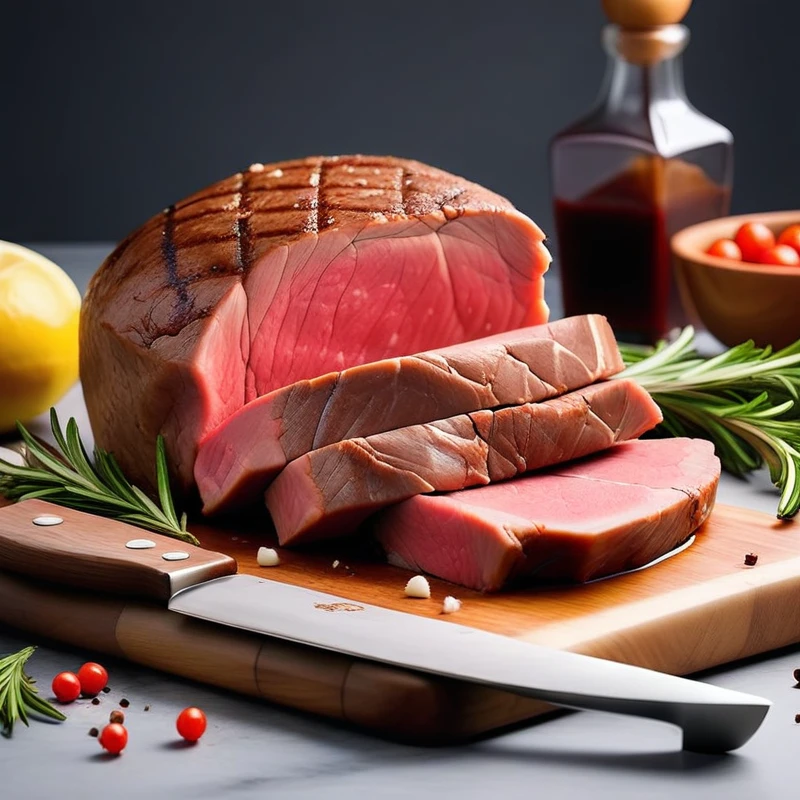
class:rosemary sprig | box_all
[0,409,198,545]
[0,646,66,737]
[617,327,800,519]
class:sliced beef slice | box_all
[80,155,551,496]
[266,378,661,546]
[195,314,623,515]
[373,438,720,591]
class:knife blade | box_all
[0,499,770,752]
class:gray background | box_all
[2,0,799,245]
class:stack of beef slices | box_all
[194,312,718,591]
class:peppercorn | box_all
[91,697,101,706]
[88,727,99,737]
[119,698,130,708]
[744,552,758,566]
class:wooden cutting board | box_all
[1,502,800,743]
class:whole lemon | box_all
[0,241,81,433]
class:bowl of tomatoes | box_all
[672,210,800,349]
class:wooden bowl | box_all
[672,210,800,349]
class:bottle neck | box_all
[600,24,689,116]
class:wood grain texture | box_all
[0,570,127,657]
[0,499,237,601]
[1,500,799,741]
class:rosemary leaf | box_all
[155,436,181,530]
[64,417,98,483]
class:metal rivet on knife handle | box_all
[126,539,157,550]
[162,552,190,562]
[32,515,64,526]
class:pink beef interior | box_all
[372,438,720,591]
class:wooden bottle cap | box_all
[602,0,692,29]
[602,0,691,65]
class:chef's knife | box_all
[0,499,770,753]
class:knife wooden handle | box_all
[0,499,237,602]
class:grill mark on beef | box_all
[234,171,255,272]
[162,206,189,310]
[304,161,323,234]
[399,167,409,216]
[317,162,331,231]
[157,205,207,339]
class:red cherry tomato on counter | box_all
[77,662,108,696]
[99,723,128,755]
[176,707,207,742]
[52,671,81,703]
[705,238,742,260]
[734,221,775,262]
[777,224,800,257]
[757,244,800,267]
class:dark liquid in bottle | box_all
[556,197,669,344]
[554,157,729,344]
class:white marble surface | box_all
[2,245,800,800]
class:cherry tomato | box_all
[777,224,800,256]
[705,238,742,260]
[176,707,207,742]
[734,221,775,262]
[99,723,128,755]
[52,671,81,703]
[757,244,800,267]
[77,662,108,696]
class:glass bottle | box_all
[550,0,733,343]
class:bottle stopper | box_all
[602,0,692,29]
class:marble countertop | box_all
[2,244,799,800]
